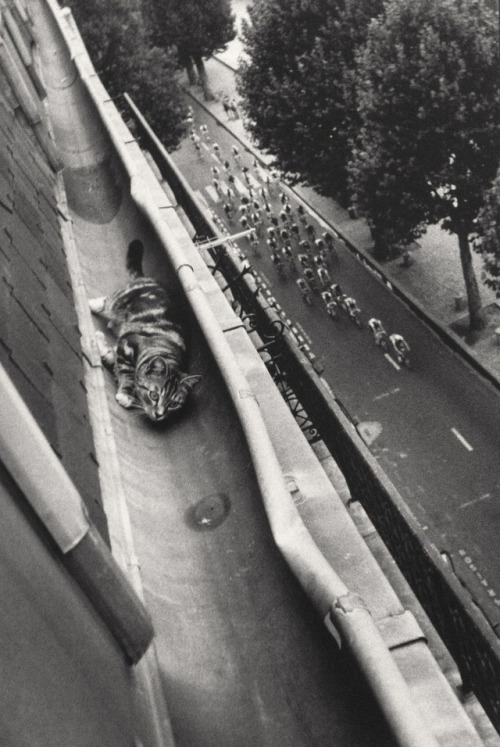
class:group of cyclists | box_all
[188,109,411,367]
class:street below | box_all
[172,97,500,629]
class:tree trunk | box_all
[185,57,197,86]
[457,229,486,331]
[194,56,215,102]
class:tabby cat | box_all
[89,239,200,422]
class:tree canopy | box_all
[236,0,383,204]
[349,0,500,329]
[67,0,188,151]
[146,0,236,98]
[476,174,500,296]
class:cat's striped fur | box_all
[90,240,200,422]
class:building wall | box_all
[0,80,108,541]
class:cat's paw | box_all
[89,296,107,314]
[94,330,115,368]
[116,391,135,409]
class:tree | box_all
[145,0,236,101]
[350,0,500,330]
[67,0,187,151]
[476,173,500,296]
[236,0,383,205]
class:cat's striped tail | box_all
[127,239,144,278]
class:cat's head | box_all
[135,356,200,422]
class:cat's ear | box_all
[180,374,202,392]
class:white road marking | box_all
[248,173,261,189]
[205,185,220,203]
[374,387,400,401]
[384,353,400,370]
[451,427,473,452]
[459,493,491,510]
[233,177,249,196]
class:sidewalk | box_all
[185,53,500,384]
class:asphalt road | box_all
[172,99,500,624]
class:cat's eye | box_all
[150,391,159,402]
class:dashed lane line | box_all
[374,387,400,401]
[451,427,473,452]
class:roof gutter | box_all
[44,2,439,743]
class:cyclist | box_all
[231,144,240,163]
[317,265,331,288]
[390,333,411,364]
[223,203,233,222]
[321,289,333,305]
[304,267,318,293]
[321,290,338,319]
[344,297,362,326]
[283,244,296,272]
[296,277,312,304]
[368,318,389,347]
[322,231,334,248]
[330,283,343,300]
[271,251,286,278]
